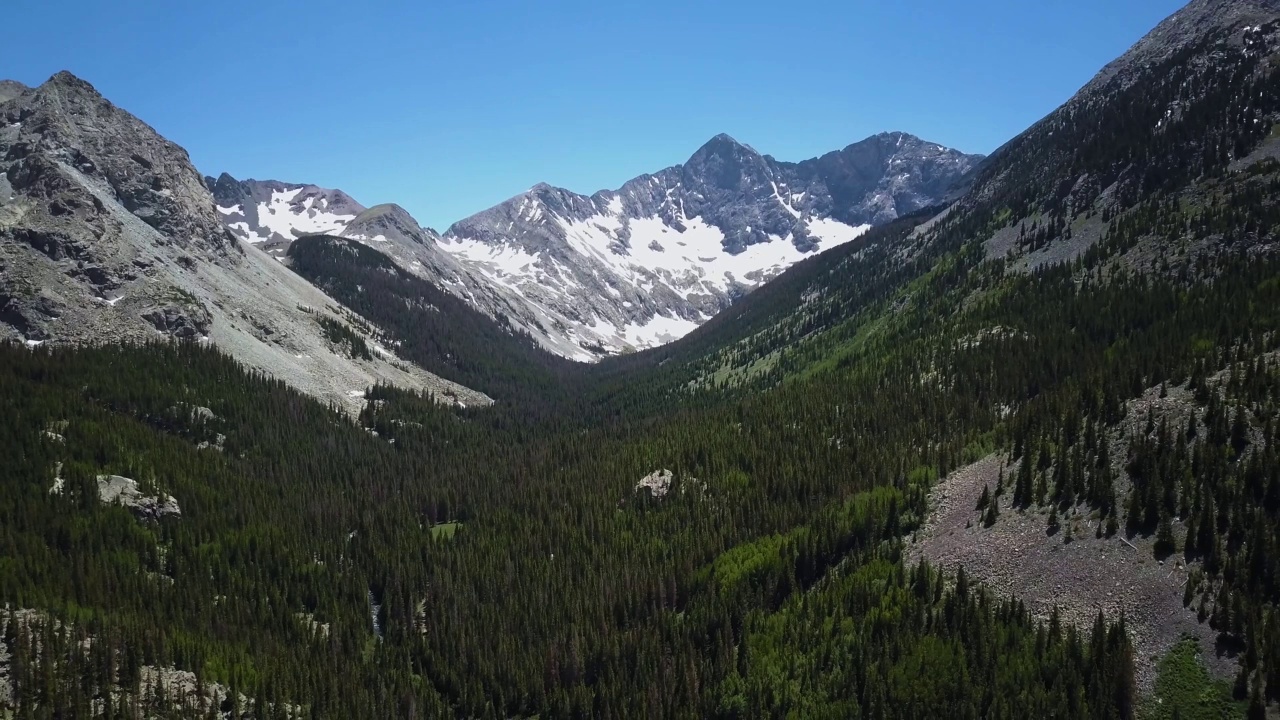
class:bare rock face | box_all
[0,72,233,345]
[96,474,181,520]
[636,469,674,499]
[6,71,233,252]
[142,303,212,339]
[1083,0,1280,97]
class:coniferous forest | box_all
[8,9,1280,720]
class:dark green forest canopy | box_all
[6,16,1280,720]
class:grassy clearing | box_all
[1141,637,1243,720]
[430,522,461,540]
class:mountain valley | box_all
[5,0,1280,717]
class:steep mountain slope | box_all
[672,0,1280,385]
[1083,0,1280,95]
[286,234,573,409]
[0,72,488,412]
[601,0,1280,701]
[205,172,364,253]
[438,132,981,358]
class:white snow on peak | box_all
[772,182,801,219]
[440,237,542,285]
[441,204,871,355]
[251,189,358,243]
[216,204,241,216]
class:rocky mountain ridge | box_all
[206,173,365,254]
[208,131,980,360]
[0,72,489,411]
[1082,0,1280,97]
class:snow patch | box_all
[228,222,268,244]
[254,189,357,242]
[807,217,872,246]
[620,313,702,348]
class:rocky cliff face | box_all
[0,72,489,411]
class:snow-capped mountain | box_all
[205,173,364,253]
[436,132,982,359]
[209,132,980,360]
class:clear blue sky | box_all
[5,0,1185,229]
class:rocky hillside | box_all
[0,72,488,412]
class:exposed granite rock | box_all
[142,303,212,339]
[96,474,181,520]
[636,469,674,499]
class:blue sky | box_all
[5,0,1184,229]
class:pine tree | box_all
[984,498,1000,528]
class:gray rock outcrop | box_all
[96,474,181,520]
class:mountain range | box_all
[206,132,980,359]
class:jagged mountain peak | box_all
[208,127,980,361]
[1,69,231,254]
[431,132,981,359]
[691,132,757,157]
[27,71,118,118]
[43,69,98,93]
[207,173,365,249]
[684,133,768,189]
